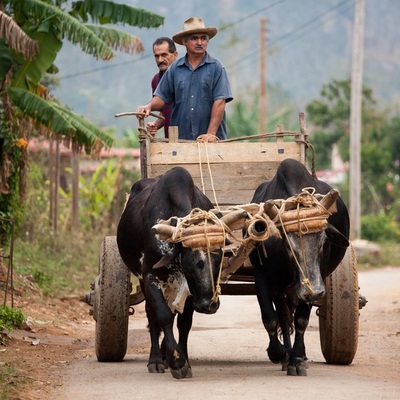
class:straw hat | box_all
[172,17,218,45]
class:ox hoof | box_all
[147,362,166,374]
[281,359,289,372]
[170,363,192,379]
[287,360,308,376]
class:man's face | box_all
[184,33,209,55]
[153,42,177,72]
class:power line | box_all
[228,0,353,73]
[60,53,153,80]
[219,0,286,31]
[60,0,287,80]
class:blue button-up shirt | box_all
[154,52,233,140]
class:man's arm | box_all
[205,99,226,136]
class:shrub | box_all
[0,305,25,331]
[361,212,400,242]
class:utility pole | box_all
[349,0,365,240]
[259,17,267,136]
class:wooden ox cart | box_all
[85,112,360,367]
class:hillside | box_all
[53,0,400,136]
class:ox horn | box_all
[263,200,278,220]
[151,224,177,241]
[320,189,339,213]
[220,209,249,231]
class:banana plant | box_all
[0,0,164,152]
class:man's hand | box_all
[135,104,151,119]
[146,121,158,135]
[197,134,218,143]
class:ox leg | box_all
[144,274,191,379]
[274,294,292,371]
[253,268,287,366]
[287,301,311,376]
[176,297,194,378]
[145,300,166,373]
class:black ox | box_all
[117,167,222,379]
[249,158,350,376]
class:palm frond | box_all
[8,87,76,135]
[12,25,62,90]
[85,24,144,54]
[0,10,39,59]
[71,0,164,28]
[7,87,114,152]
[10,0,115,60]
[52,102,115,150]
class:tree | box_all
[1,0,163,149]
[0,0,164,243]
[306,78,399,218]
[306,79,377,169]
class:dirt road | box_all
[44,267,399,400]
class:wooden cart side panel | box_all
[149,162,283,205]
[144,140,305,206]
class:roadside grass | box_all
[0,365,29,400]
[356,241,400,271]
[13,228,107,297]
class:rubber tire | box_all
[95,236,131,362]
[318,243,359,365]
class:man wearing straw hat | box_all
[137,17,233,142]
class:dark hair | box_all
[152,37,176,53]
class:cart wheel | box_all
[95,236,131,362]
[318,243,359,365]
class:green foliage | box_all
[11,158,138,296]
[15,163,105,295]
[306,79,377,166]
[0,107,25,246]
[226,87,297,139]
[70,0,164,28]
[7,88,115,149]
[227,92,258,138]
[305,78,399,240]
[357,242,400,269]
[361,213,400,243]
[58,159,128,231]
[118,128,140,148]
[14,228,103,296]
[0,0,164,246]
[0,305,25,331]
[0,364,26,398]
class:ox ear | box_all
[152,245,180,269]
[325,224,349,248]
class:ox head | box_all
[264,189,349,303]
[151,209,246,315]
[150,242,222,314]
[180,247,223,314]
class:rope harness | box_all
[155,208,228,302]
[269,188,333,296]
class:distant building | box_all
[316,144,347,186]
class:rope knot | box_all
[294,187,317,207]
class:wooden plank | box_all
[169,126,179,143]
[149,141,301,164]
[149,163,280,205]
